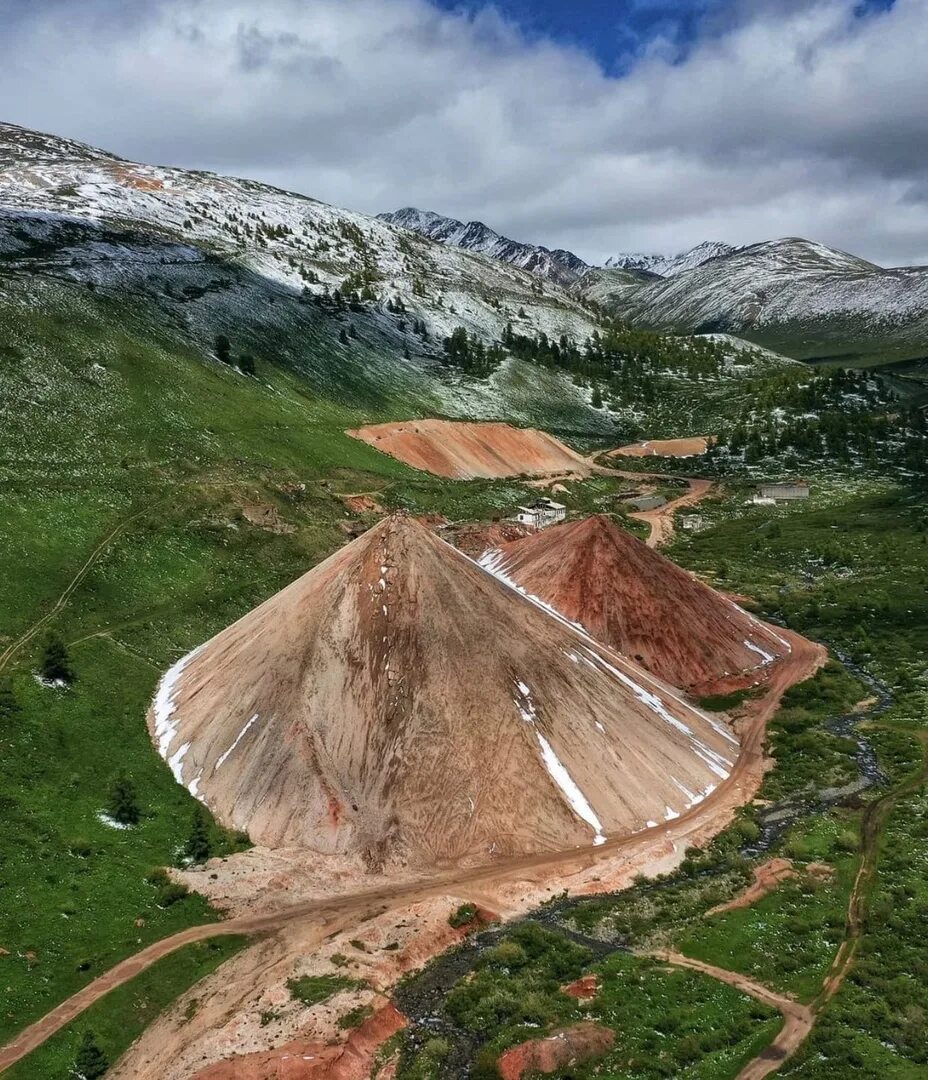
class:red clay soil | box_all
[609,436,714,458]
[149,513,742,865]
[497,1023,615,1080]
[190,1002,406,1080]
[561,974,599,1000]
[480,514,790,696]
[346,419,590,479]
[707,859,833,918]
[445,520,533,559]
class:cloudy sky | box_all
[1,0,926,265]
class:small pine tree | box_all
[339,327,349,346]
[41,632,74,685]
[185,805,212,864]
[107,772,141,826]
[238,353,256,377]
[591,384,604,409]
[214,334,232,364]
[0,680,20,723]
[73,1029,108,1079]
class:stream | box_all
[394,649,896,1078]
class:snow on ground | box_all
[514,679,605,845]
[214,714,260,772]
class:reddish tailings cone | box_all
[190,1003,406,1080]
[346,419,590,479]
[0,499,827,1079]
[148,513,744,867]
[478,514,791,698]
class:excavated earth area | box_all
[609,436,714,458]
[346,419,590,479]
[106,616,822,1079]
[148,513,741,866]
[478,514,791,696]
[102,510,825,1080]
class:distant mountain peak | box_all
[605,241,737,278]
[377,206,589,287]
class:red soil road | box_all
[609,436,714,458]
[148,513,740,865]
[346,419,590,479]
[630,476,714,548]
[0,625,823,1076]
[650,950,814,1080]
[480,514,789,696]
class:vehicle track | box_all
[0,502,157,676]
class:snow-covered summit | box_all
[378,207,589,287]
[605,241,736,278]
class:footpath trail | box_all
[696,729,928,1080]
[0,502,157,676]
[0,627,822,1075]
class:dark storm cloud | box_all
[0,0,926,264]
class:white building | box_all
[515,498,566,529]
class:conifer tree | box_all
[185,805,212,864]
[40,632,74,685]
[107,772,141,826]
[214,334,232,365]
[73,1030,108,1079]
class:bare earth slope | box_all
[148,514,738,868]
[479,515,789,694]
[346,419,590,479]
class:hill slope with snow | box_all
[0,122,626,431]
[605,241,736,278]
[378,206,589,286]
[148,513,738,864]
[580,237,928,363]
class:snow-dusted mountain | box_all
[605,241,737,278]
[377,207,589,287]
[579,237,928,363]
[0,122,619,428]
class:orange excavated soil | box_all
[445,520,533,559]
[190,1002,406,1080]
[609,436,714,458]
[707,859,834,917]
[346,419,590,479]
[561,974,599,1000]
[479,514,790,696]
[497,1023,615,1079]
[148,513,741,867]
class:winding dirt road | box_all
[630,477,714,548]
[650,950,814,1079]
[0,621,821,1075]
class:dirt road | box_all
[629,477,714,547]
[0,624,822,1075]
[650,950,814,1080]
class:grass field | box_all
[2,937,246,1080]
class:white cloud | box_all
[0,0,926,264]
